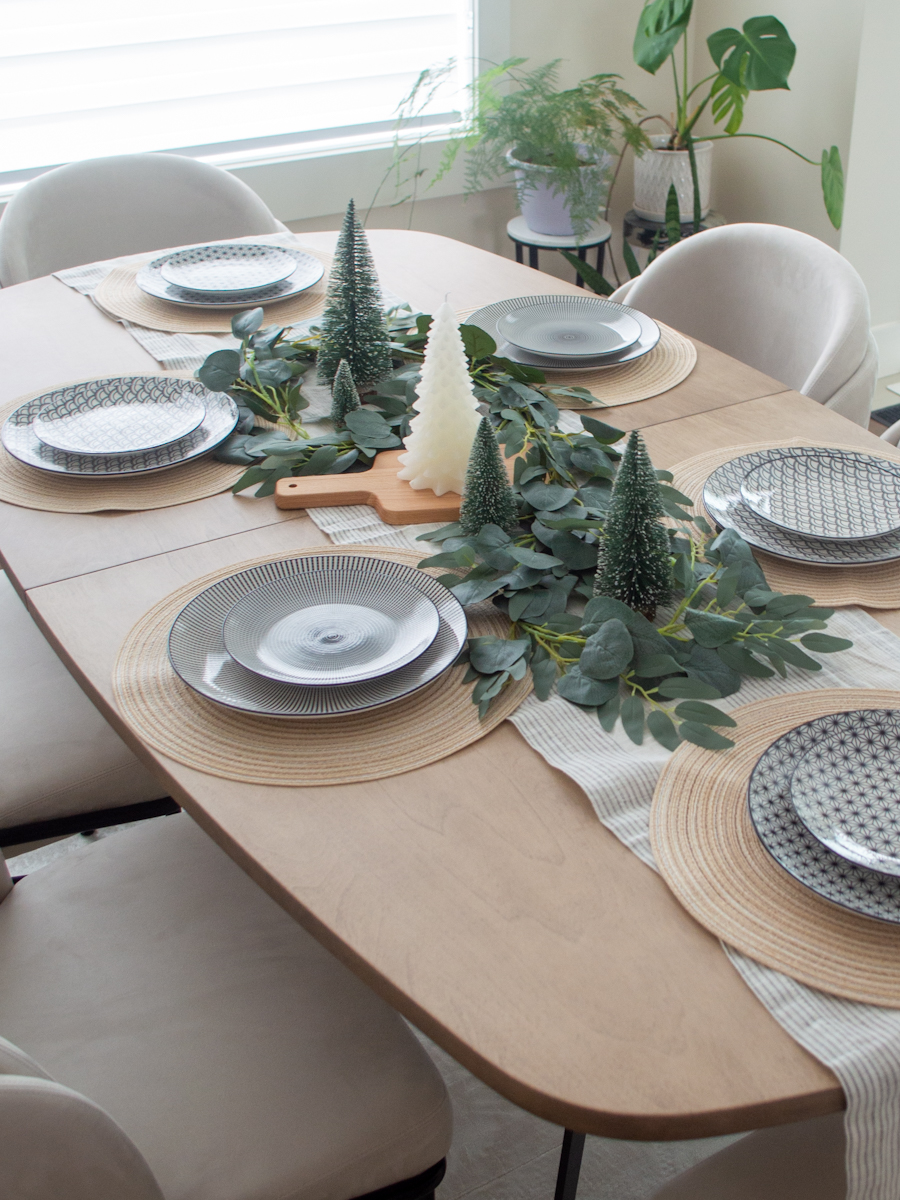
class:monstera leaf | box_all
[634,0,693,74]
[708,17,795,91]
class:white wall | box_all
[840,0,900,373]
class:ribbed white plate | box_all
[498,298,641,357]
[223,568,440,685]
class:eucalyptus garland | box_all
[198,306,854,750]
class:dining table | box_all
[4,228,893,1182]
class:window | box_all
[0,0,475,182]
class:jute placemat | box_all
[651,688,900,1008]
[0,386,243,513]
[112,545,531,786]
[93,247,333,334]
[672,438,900,609]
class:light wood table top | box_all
[3,230,879,1141]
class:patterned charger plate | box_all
[468,294,660,372]
[32,387,205,456]
[790,710,900,876]
[136,245,324,309]
[1,378,238,477]
[168,554,467,717]
[748,710,900,923]
[740,449,900,541]
[497,297,642,357]
[222,566,440,686]
[702,447,900,566]
[160,243,298,293]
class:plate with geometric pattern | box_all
[2,378,238,476]
[740,449,900,541]
[136,245,324,309]
[790,710,900,875]
[167,554,467,717]
[703,447,900,566]
[32,387,205,456]
[748,710,900,922]
[160,243,298,293]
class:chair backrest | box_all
[0,153,286,286]
[616,223,871,405]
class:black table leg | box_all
[554,1130,586,1200]
[514,241,523,264]
[529,245,539,270]
[597,242,606,278]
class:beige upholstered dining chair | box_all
[650,1112,845,1199]
[0,152,287,285]
[609,223,877,427]
[0,813,452,1200]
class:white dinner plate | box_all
[160,243,298,293]
[497,297,642,357]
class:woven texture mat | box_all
[651,688,900,1008]
[112,545,531,786]
[0,387,243,513]
[93,247,332,333]
[672,438,900,609]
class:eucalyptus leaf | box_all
[232,308,265,340]
[683,608,746,648]
[673,701,737,728]
[196,348,241,393]
[620,694,645,744]
[678,721,735,751]
[506,545,563,569]
[468,637,530,674]
[459,323,497,361]
[716,642,775,678]
[580,415,625,444]
[519,480,577,511]
[580,619,634,680]
[557,668,618,707]
[800,632,853,653]
[635,652,682,677]
[657,676,720,700]
[531,657,558,700]
[647,710,681,751]
[684,644,741,696]
[597,693,621,731]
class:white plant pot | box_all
[506,149,612,238]
[633,136,713,223]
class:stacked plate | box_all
[135,242,324,309]
[167,553,468,718]
[703,446,900,566]
[468,293,660,373]
[1,377,239,477]
[749,709,900,923]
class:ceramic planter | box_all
[633,135,712,222]
[506,148,612,238]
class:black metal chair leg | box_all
[554,1129,586,1200]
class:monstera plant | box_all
[633,0,844,228]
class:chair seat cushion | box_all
[0,814,451,1200]
[0,571,166,830]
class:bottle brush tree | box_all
[594,430,671,619]
[316,199,392,388]
[460,417,518,535]
[330,358,361,427]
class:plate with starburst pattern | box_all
[748,710,900,922]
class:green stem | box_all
[703,132,820,165]
[684,73,717,103]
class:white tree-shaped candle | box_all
[397,301,482,495]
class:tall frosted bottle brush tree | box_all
[460,417,518,535]
[594,430,671,620]
[316,200,392,388]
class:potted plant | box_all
[392,59,649,242]
[631,0,844,228]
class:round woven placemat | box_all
[651,688,900,1008]
[671,438,900,609]
[112,545,531,786]
[93,247,332,333]
[546,322,696,407]
[0,385,243,513]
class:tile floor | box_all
[5,820,738,1199]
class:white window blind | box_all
[0,0,473,177]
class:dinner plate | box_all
[702,447,900,566]
[790,710,900,876]
[135,246,324,309]
[160,243,298,293]
[222,566,440,686]
[497,297,642,358]
[748,711,900,923]
[1,378,238,477]
[167,554,467,717]
[467,294,660,372]
[32,386,205,456]
[739,448,900,541]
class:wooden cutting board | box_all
[274,449,463,525]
